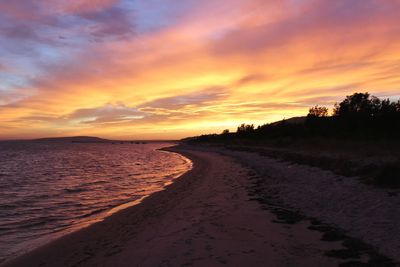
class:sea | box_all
[0,141,192,263]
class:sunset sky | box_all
[1,0,400,140]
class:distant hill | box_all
[270,116,306,126]
[34,136,110,143]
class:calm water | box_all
[0,141,191,263]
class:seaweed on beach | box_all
[245,170,398,266]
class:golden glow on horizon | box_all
[1,0,400,139]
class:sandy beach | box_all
[3,146,396,266]
[195,144,400,263]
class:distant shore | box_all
[4,145,397,266]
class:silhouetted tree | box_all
[184,92,400,143]
[237,123,254,136]
[379,98,397,115]
[333,92,373,118]
[307,105,328,117]
[222,129,230,135]
[331,92,400,136]
[237,123,253,132]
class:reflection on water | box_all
[0,141,191,263]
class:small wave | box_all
[78,180,108,187]
[0,142,192,263]
[64,187,88,194]
[31,193,60,200]
[76,208,108,219]
[0,204,18,210]
[0,216,61,231]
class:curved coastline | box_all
[2,146,193,267]
[5,145,394,266]
[4,145,344,267]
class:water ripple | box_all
[0,142,191,263]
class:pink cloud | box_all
[41,0,120,15]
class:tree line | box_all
[184,92,400,142]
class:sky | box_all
[0,0,400,140]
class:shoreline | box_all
[3,146,204,267]
[4,145,396,266]
[2,145,192,266]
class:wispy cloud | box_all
[139,87,229,111]
[68,103,145,124]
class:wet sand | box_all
[4,146,365,266]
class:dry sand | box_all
[4,146,383,266]
[189,144,400,263]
